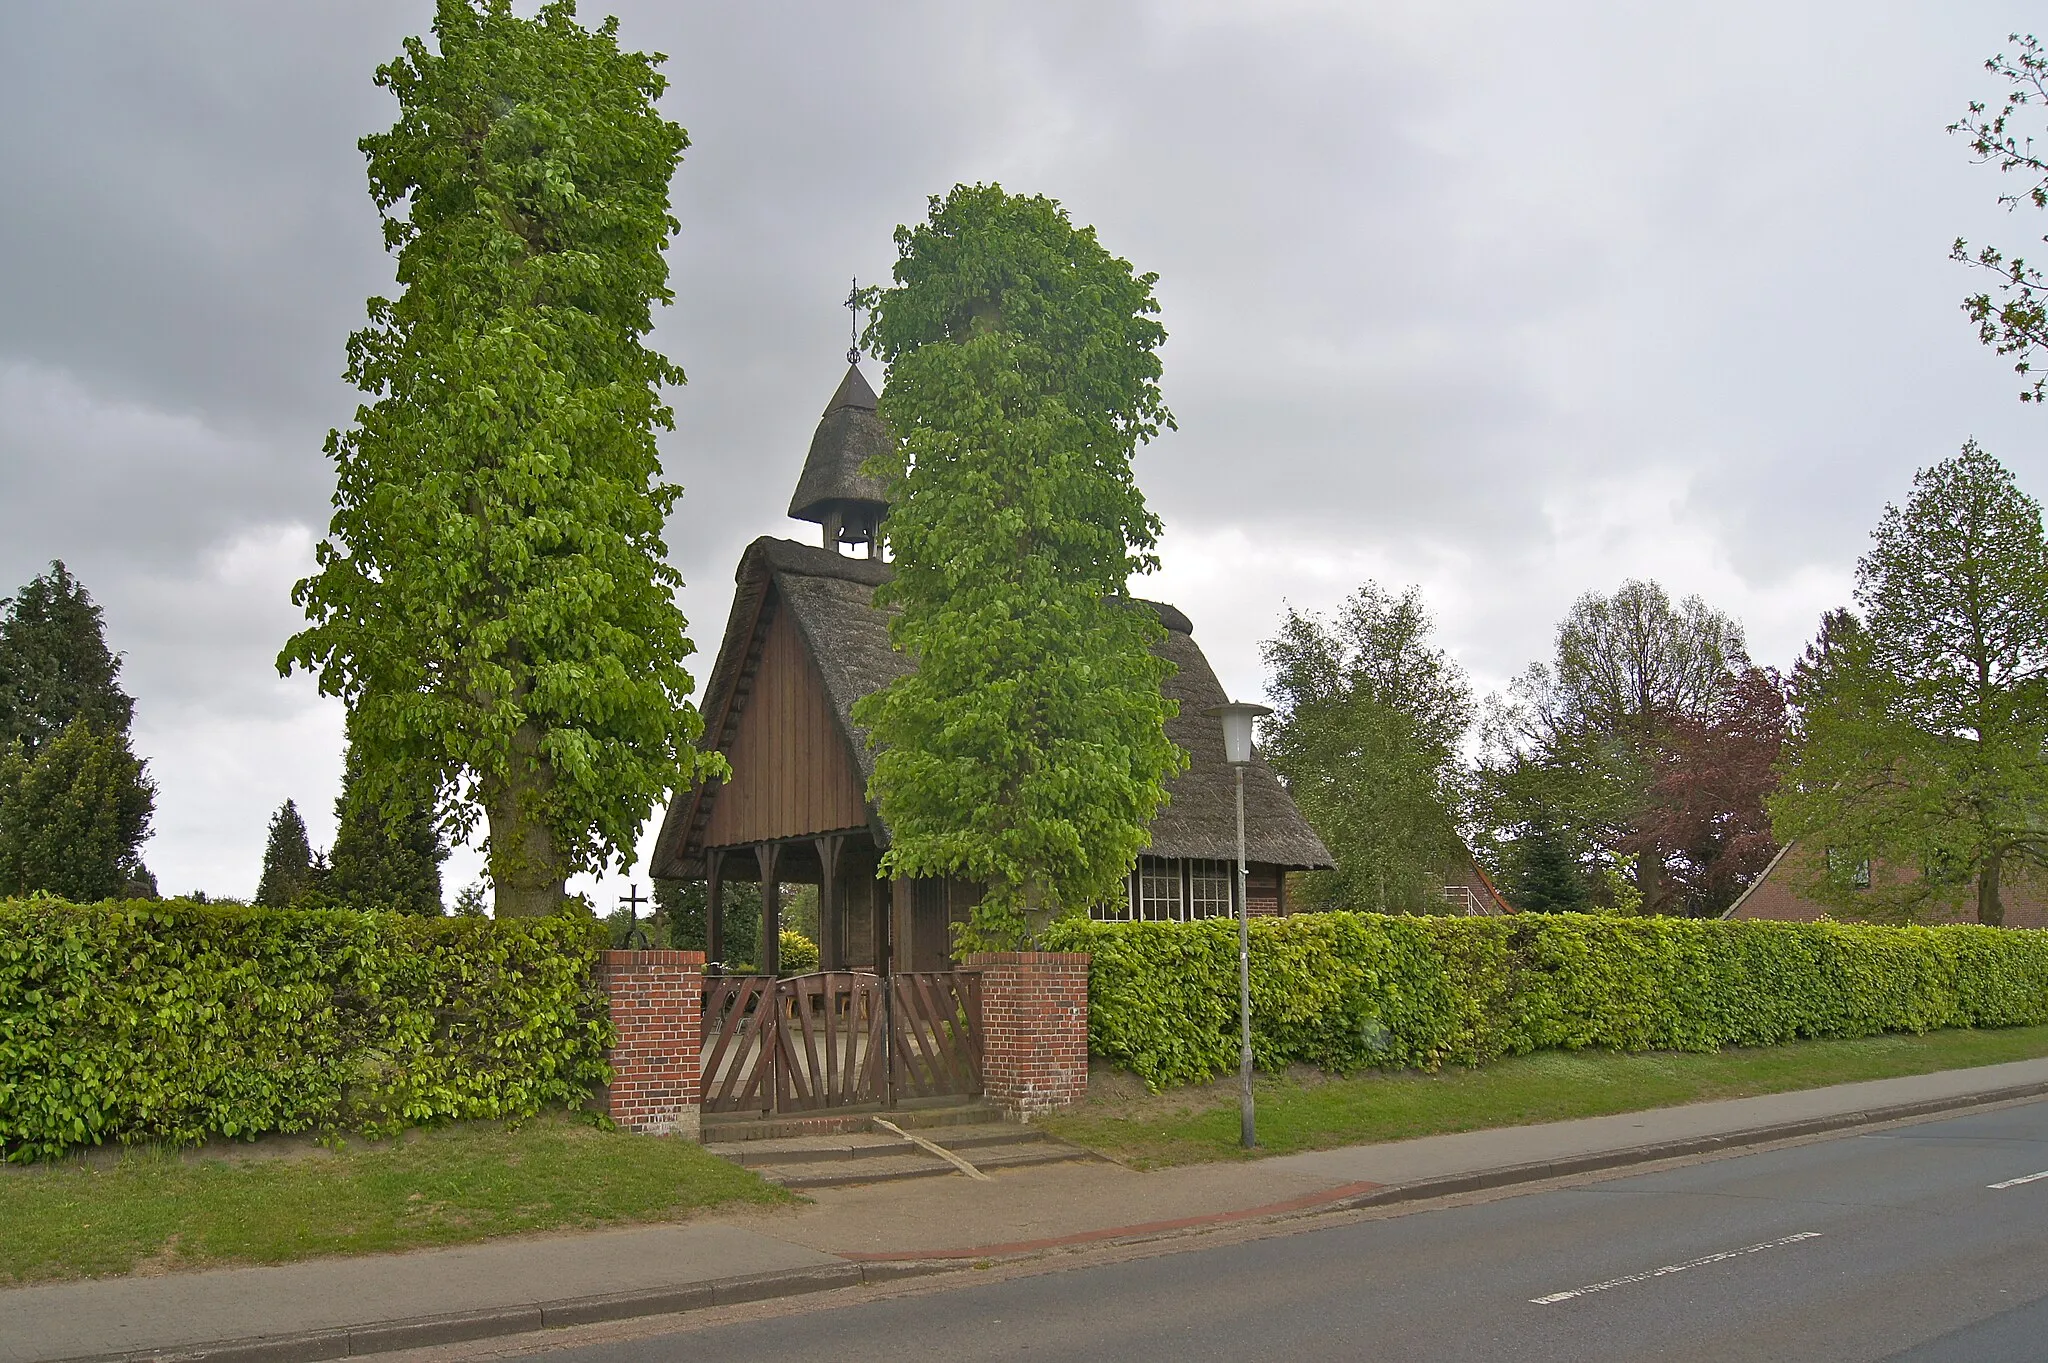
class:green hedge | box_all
[1039,912,2048,1088]
[0,898,611,1161]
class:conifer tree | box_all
[1508,814,1591,913]
[0,720,155,901]
[281,1,719,916]
[0,562,134,755]
[856,184,1185,947]
[256,800,317,908]
[328,736,446,914]
[0,563,156,897]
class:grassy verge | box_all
[0,1111,790,1287]
[1041,1025,2048,1168]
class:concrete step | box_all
[726,1126,1097,1187]
[898,1122,1055,1151]
[756,1151,958,1189]
[707,1132,918,1168]
[969,1141,1097,1172]
[700,1096,995,1143]
[873,1101,1007,1131]
[711,1123,1071,1169]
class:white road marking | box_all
[1988,1169,2048,1189]
[1530,1232,1824,1305]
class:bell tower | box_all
[787,361,892,557]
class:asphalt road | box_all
[543,1101,2048,1362]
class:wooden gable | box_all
[700,592,870,849]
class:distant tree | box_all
[0,720,155,901]
[1506,811,1591,913]
[327,735,446,914]
[0,561,134,755]
[855,184,1185,948]
[1261,583,1473,912]
[1635,664,1787,917]
[1950,34,2048,402]
[652,875,761,965]
[1785,608,1870,738]
[1478,580,1756,915]
[256,799,318,909]
[1773,443,2048,923]
[281,1,719,916]
[0,563,156,898]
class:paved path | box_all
[0,1226,841,1363]
[528,1100,2048,1363]
[8,1057,2048,1362]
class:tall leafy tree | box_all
[0,720,155,901]
[1479,580,1758,915]
[1636,664,1787,916]
[855,184,1185,948]
[328,735,446,915]
[1773,443,2048,924]
[281,1,719,916]
[1261,583,1474,913]
[0,562,134,756]
[1950,34,2048,402]
[256,800,318,908]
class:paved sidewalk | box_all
[9,1057,2048,1363]
[0,1225,844,1363]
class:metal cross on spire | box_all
[845,276,862,367]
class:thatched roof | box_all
[650,536,1333,877]
[786,365,892,524]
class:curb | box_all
[43,1077,2048,1363]
[842,1077,2048,1262]
[43,1263,948,1363]
[1327,1077,2048,1213]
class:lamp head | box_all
[1203,701,1272,765]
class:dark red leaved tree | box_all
[1625,665,1787,916]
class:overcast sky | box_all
[2,1,2042,905]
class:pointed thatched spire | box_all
[788,363,892,555]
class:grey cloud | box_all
[4,0,2047,896]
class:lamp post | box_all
[1205,700,1271,1149]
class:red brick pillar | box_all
[966,951,1090,1121]
[600,950,703,1139]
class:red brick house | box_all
[1721,839,2048,928]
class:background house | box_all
[1722,839,2048,927]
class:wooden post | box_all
[757,842,781,976]
[815,834,844,971]
[705,849,724,971]
[890,876,913,975]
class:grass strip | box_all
[0,1111,789,1286]
[1040,1025,2048,1168]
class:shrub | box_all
[0,897,610,1161]
[779,929,820,973]
[1039,912,2048,1088]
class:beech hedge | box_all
[0,898,610,1161]
[1039,912,2048,1088]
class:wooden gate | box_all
[700,970,981,1115]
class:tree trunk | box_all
[481,720,568,918]
[1979,847,2006,927]
[1634,848,1660,915]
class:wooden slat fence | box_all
[700,969,982,1114]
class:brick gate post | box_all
[965,951,1090,1121]
[600,949,703,1139]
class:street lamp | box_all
[1205,699,1271,1149]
